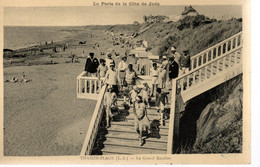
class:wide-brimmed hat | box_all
[107,85,113,90]
[162,55,167,59]
[89,52,94,56]
[170,47,176,51]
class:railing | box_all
[177,46,242,94]
[190,32,242,71]
[167,31,243,153]
[80,84,107,155]
[79,31,243,155]
[77,71,104,100]
[167,80,177,154]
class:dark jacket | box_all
[179,55,191,68]
[169,61,179,79]
[84,57,99,73]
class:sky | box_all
[4,5,242,26]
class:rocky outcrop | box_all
[192,75,243,153]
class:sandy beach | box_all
[4,62,96,156]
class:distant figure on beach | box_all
[45,41,48,45]
[10,76,18,83]
[21,72,28,83]
[84,52,100,77]
[82,51,85,58]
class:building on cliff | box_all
[181,6,199,18]
[143,15,169,23]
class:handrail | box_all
[167,80,177,154]
[191,32,242,61]
[80,84,107,155]
[190,32,242,70]
[177,45,242,80]
[166,32,243,153]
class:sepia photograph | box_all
[0,0,251,165]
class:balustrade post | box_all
[204,53,207,64]
[197,58,199,68]
[227,42,230,53]
[89,80,93,94]
[230,39,233,51]
[84,80,87,93]
[94,80,97,94]
[191,59,195,70]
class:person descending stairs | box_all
[100,94,170,155]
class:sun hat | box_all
[108,85,113,90]
[170,46,176,51]
[162,55,167,59]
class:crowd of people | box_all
[84,45,191,145]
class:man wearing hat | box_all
[179,50,191,75]
[170,46,181,65]
[105,53,115,70]
[103,62,120,94]
[168,56,179,80]
[84,52,99,77]
[118,56,128,89]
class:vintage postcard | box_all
[0,0,250,165]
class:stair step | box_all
[103,137,167,151]
[105,130,169,142]
[110,121,169,129]
[107,127,169,136]
[101,143,167,155]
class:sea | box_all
[4,26,77,50]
